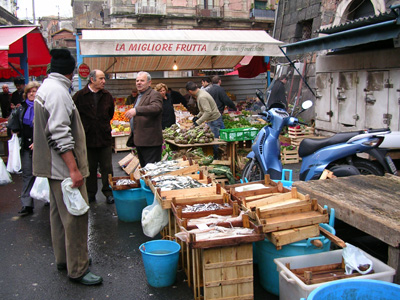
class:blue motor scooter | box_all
[242,90,397,182]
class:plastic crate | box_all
[274,249,396,300]
[220,127,258,142]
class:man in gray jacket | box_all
[33,49,102,285]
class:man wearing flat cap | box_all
[33,48,103,286]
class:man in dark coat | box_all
[10,77,25,109]
[207,75,237,114]
[268,75,288,110]
[73,69,115,204]
[125,71,163,167]
[168,87,188,108]
[0,84,11,118]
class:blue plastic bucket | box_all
[112,187,147,222]
[302,279,400,300]
[256,223,335,296]
[140,179,154,206]
[139,240,181,288]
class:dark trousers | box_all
[21,149,35,207]
[48,179,89,279]
[136,145,162,168]
[207,116,223,159]
[86,146,113,198]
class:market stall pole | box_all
[294,174,400,284]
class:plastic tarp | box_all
[0,26,51,79]
[78,29,284,72]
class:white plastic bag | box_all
[342,243,373,275]
[6,133,21,174]
[30,177,50,203]
[0,158,12,185]
[61,178,89,216]
[141,194,168,238]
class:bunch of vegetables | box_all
[186,148,214,166]
[163,124,215,144]
[222,114,265,131]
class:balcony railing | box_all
[135,3,166,15]
[195,5,224,18]
[249,8,275,20]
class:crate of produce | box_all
[288,126,315,138]
[274,249,396,300]
[219,127,258,142]
[108,174,140,191]
[243,127,259,140]
[220,128,246,141]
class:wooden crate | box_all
[288,126,315,138]
[251,188,329,233]
[188,243,255,300]
[281,147,300,164]
[228,174,289,207]
[108,173,140,190]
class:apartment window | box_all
[295,19,313,42]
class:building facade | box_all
[72,0,277,31]
[274,0,400,134]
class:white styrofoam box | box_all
[274,249,396,300]
[114,135,129,149]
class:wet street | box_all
[0,152,279,300]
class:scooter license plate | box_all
[385,156,398,175]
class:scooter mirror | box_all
[302,100,313,110]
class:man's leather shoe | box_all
[88,196,96,203]
[70,271,103,286]
[106,195,114,204]
[57,257,92,270]
[18,206,33,215]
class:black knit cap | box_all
[50,49,76,75]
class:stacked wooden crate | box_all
[145,170,265,299]
[281,126,315,164]
[170,195,264,300]
[228,175,329,249]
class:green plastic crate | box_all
[220,127,259,142]
[243,128,259,140]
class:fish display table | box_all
[294,174,400,283]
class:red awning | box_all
[0,26,51,79]
[237,56,270,78]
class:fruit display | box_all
[110,105,133,124]
[0,120,7,136]
[163,124,214,144]
[111,121,130,135]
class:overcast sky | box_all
[17,0,73,20]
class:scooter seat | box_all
[298,131,364,158]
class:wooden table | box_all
[294,174,400,283]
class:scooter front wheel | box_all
[241,160,264,182]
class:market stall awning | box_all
[0,26,51,79]
[78,29,284,73]
[282,19,400,56]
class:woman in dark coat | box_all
[8,81,41,215]
[155,83,176,129]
